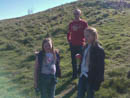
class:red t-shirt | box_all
[67,19,88,46]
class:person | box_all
[34,37,61,98]
[77,27,105,98]
[67,8,88,78]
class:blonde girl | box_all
[77,27,105,98]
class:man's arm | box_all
[67,23,72,43]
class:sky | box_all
[0,0,77,20]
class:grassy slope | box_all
[0,0,130,98]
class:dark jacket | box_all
[36,51,61,90]
[82,43,105,91]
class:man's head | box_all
[73,8,81,20]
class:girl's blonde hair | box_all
[84,27,98,46]
[42,37,56,60]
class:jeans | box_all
[70,44,83,77]
[40,74,57,98]
[77,75,95,98]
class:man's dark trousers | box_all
[70,43,83,78]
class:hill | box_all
[0,0,130,98]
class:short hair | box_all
[74,8,82,14]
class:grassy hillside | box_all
[0,0,130,98]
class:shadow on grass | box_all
[55,73,73,95]
[62,71,72,78]
[18,88,31,97]
[62,85,77,98]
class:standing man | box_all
[67,9,88,79]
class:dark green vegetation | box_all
[0,0,130,98]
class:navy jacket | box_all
[82,43,105,91]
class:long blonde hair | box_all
[84,27,98,46]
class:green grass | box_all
[0,0,130,98]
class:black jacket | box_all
[82,43,105,91]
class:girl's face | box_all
[84,31,94,44]
[43,41,52,52]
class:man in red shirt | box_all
[67,9,88,79]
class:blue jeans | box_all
[77,75,95,98]
[40,74,57,98]
[70,44,83,77]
